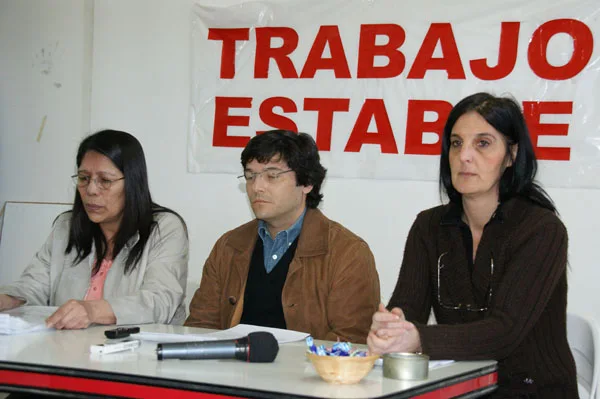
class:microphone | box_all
[156,331,279,362]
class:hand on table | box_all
[367,303,422,355]
[46,299,95,329]
[0,294,25,311]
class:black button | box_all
[228,296,237,305]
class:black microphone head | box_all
[247,332,279,363]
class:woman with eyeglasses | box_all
[368,93,577,397]
[0,130,189,329]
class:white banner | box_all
[190,0,600,188]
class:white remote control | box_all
[90,339,141,355]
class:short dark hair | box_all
[67,129,185,274]
[439,92,556,212]
[240,130,327,208]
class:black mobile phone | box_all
[104,326,140,339]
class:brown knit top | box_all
[388,196,578,398]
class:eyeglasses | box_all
[437,252,494,312]
[71,174,124,190]
[237,168,293,183]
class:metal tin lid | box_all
[384,352,429,360]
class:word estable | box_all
[213,96,572,161]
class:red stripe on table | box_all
[0,370,244,399]
[413,372,498,399]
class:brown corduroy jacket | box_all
[185,208,380,344]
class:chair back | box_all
[0,201,72,285]
[567,312,599,399]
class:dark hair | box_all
[439,92,556,213]
[240,130,327,208]
[66,129,186,274]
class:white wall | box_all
[0,0,93,209]
[1,0,599,321]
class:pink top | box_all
[84,259,113,301]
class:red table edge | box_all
[0,367,497,399]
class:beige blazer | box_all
[0,211,189,325]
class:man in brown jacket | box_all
[185,130,380,343]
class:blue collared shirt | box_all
[258,209,306,274]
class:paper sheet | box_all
[131,324,310,344]
[0,306,57,335]
[428,360,455,369]
[129,331,219,343]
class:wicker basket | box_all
[307,353,379,384]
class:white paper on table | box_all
[0,306,57,335]
[207,324,309,343]
[131,324,309,344]
[130,331,219,343]
[428,360,455,369]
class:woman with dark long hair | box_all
[368,93,577,397]
[0,130,189,328]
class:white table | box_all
[0,324,497,398]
